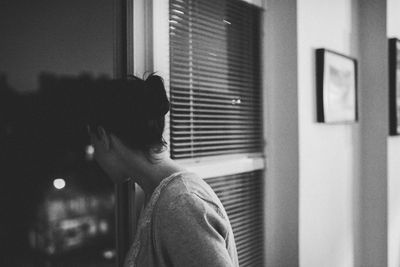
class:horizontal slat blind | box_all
[169,0,263,159]
[206,171,264,267]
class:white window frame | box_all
[129,0,266,179]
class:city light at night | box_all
[53,178,66,190]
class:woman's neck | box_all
[122,149,186,198]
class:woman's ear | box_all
[88,125,112,151]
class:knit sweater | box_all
[124,171,239,267]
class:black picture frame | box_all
[316,49,358,123]
[389,38,400,135]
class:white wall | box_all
[357,0,388,265]
[387,1,400,266]
[263,0,299,266]
[297,0,357,266]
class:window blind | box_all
[169,0,263,159]
[206,170,264,267]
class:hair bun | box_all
[144,74,170,118]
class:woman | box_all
[87,74,239,267]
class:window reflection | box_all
[30,192,114,256]
[0,0,115,265]
[0,73,116,266]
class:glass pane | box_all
[169,0,263,159]
[0,0,116,266]
[205,171,264,267]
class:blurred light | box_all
[86,145,95,155]
[47,245,55,254]
[103,249,116,260]
[53,178,66,190]
[89,222,97,235]
[86,145,95,160]
[223,19,231,25]
[60,219,78,229]
[99,220,109,233]
[232,98,241,105]
[170,20,178,24]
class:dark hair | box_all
[87,73,170,155]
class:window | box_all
[169,0,263,159]
[168,1,265,266]
[131,0,265,266]
[206,171,264,266]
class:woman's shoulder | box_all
[155,171,226,218]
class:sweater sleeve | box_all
[155,192,235,267]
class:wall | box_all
[357,1,388,266]
[388,1,400,266]
[297,0,357,266]
[263,0,299,266]
[0,0,114,93]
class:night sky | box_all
[0,0,114,92]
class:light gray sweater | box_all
[124,171,239,267]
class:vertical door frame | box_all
[114,0,158,265]
[114,0,135,266]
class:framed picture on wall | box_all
[389,38,400,135]
[316,49,358,123]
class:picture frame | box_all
[389,38,400,135]
[316,49,358,123]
